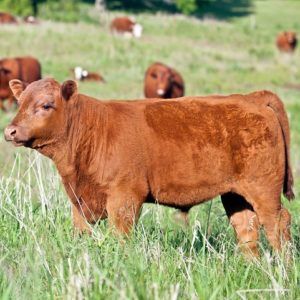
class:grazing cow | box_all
[110,17,143,38]
[276,31,297,53]
[144,63,184,99]
[0,57,41,110]
[5,78,293,257]
[0,12,17,24]
[73,67,105,83]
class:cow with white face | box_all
[72,66,105,83]
[110,17,143,38]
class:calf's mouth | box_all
[4,125,34,148]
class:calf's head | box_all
[149,64,173,97]
[4,78,77,151]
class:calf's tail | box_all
[266,93,295,200]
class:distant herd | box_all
[1,11,298,258]
[0,12,298,110]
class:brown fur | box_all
[5,79,293,256]
[144,62,184,99]
[0,12,17,24]
[276,31,297,53]
[110,17,135,34]
[0,57,41,110]
[83,72,105,82]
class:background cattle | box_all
[110,16,143,38]
[276,31,297,53]
[72,66,105,82]
[0,56,41,110]
[23,16,39,24]
[144,62,184,99]
[5,79,293,258]
[0,12,17,24]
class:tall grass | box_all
[0,153,299,299]
[0,1,300,299]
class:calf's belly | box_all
[149,181,231,208]
[147,147,233,207]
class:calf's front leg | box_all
[106,191,144,235]
[71,203,92,234]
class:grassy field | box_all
[0,1,300,299]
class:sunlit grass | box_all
[0,1,300,299]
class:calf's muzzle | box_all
[4,125,17,141]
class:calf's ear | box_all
[61,80,77,101]
[9,79,26,99]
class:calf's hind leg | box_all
[174,208,190,226]
[221,193,260,257]
[278,207,291,243]
[242,187,291,252]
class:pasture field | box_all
[0,1,300,299]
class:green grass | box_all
[1,1,300,299]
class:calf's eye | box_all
[42,104,52,110]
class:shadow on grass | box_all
[101,0,254,20]
[195,0,254,20]
[105,0,177,14]
[141,224,232,255]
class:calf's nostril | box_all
[10,129,16,137]
[4,126,17,141]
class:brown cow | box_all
[0,56,41,110]
[144,63,184,99]
[110,16,143,38]
[0,12,17,24]
[72,67,105,83]
[276,31,297,53]
[4,78,294,257]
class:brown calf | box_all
[0,56,41,110]
[144,62,184,99]
[0,12,17,24]
[4,79,293,257]
[110,16,143,38]
[276,31,297,53]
